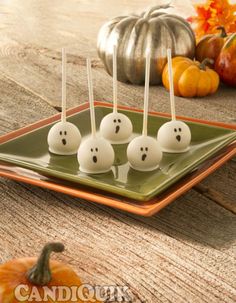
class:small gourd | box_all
[215,33,236,87]
[196,26,229,64]
[0,243,100,303]
[162,57,220,98]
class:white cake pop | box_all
[77,59,115,174]
[157,120,191,153]
[157,49,191,153]
[100,45,133,144]
[48,48,81,155]
[127,52,162,172]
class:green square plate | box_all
[0,102,235,201]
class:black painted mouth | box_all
[62,138,67,145]
[176,135,181,142]
[115,125,120,134]
[93,156,97,163]
[142,154,147,161]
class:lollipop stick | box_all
[167,49,176,121]
[86,58,96,137]
[113,45,118,113]
[142,52,151,136]
[61,48,67,123]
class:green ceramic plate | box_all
[0,105,235,201]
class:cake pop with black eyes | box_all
[47,48,81,155]
[77,59,115,174]
[127,52,162,172]
[157,49,191,153]
[100,45,133,144]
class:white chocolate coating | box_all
[77,136,115,174]
[157,120,191,153]
[47,121,81,155]
[100,112,133,144]
[127,135,162,172]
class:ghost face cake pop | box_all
[78,136,114,174]
[100,45,133,144]
[100,112,133,144]
[48,121,82,155]
[157,120,191,153]
[127,52,162,172]
[77,59,115,174]
[47,48,81,155]
[157,49,191,153]
[127,135,162,171]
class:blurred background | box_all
[1,0,235,58]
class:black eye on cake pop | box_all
[64,131,67,135]
[113,119,116,123]
[174,128,181,142]
[118,119,121,123]
[59,130,67,145]
[90,147,99,163]
[140,147,148,161]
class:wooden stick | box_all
[113,45,118,114]
[142,52,151,136]
[167,49,176,121]
[61,48,67,123]
[86,58,96,137]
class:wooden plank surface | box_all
[0,1,235,302]
[0,44,235,124]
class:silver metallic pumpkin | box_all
[97,4,196,85]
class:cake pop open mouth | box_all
[176,135,181,142]
[62,138,67,145]
[115,125,120,134]
[93,155,98,163]
[142,154,147,161]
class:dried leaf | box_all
[188,0,236,39]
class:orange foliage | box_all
[188,0,236,39]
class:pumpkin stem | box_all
[199,58,214,71]
[143,3,171,18]
[27,242,65,286]
[216,26,227,38]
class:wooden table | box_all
[0,1,235,302]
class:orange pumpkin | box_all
[162,57,220,98]
[215,33,236,87]
[196,26,230,64]
[0,243,100,303]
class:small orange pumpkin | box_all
[196,26,230,65]
[0,243,100,303]
[162,57,220,98]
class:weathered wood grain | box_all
[0,178,236,302]
[0,1,235,302]
[0,0,197,57]
[0,44,236,124]
[0,74,56,135]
